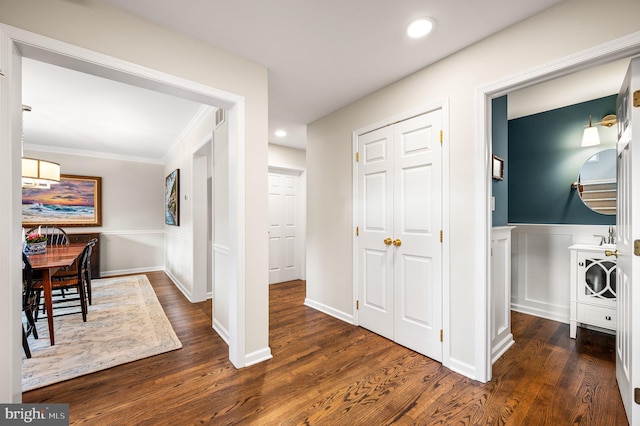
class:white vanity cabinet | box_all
[569,244,617,338]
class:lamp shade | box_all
[581,126,600,147]
[22,157,61,189]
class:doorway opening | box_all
[1,24,251,400]
[479,33,640,382]
[192,132,214,303]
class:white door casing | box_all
[268,171,300,284]
[356,110,443,361]
[616,56,640,424]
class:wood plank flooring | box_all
[23,272,628,425]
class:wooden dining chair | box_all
[33,243,90,323]
[26,225,69,246]
[82,238,97,305]
[27,226,77,297]
[52,238,98,305]
[22,253,40,358]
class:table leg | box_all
[42,268,55,346]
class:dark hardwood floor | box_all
[23,271,628,425]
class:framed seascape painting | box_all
[165,169,180,226]
[22,174,102,227]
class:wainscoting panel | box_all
[491,226,515,364]
[213,244,230,342]
[511,224,614,323]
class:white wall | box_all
[306,0,640,380]
[508,58,630,120]
[23,149,165,276]
[214,118,231,342]
[268,143,306,170]
[0,0,269,401]
[164,108,217,298]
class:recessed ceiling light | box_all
[275,130,287,137]
[407,18,434,39]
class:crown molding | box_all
[162,104,215,163]
[23,143,164,164]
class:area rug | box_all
[22,274,182,391]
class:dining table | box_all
[27,243,85,346]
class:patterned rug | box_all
[22,275,182,391]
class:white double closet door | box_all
[357,110,443,361]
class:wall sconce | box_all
[581,114,617,147]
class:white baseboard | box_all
[511,303,569,324]
[491,333,515,364]
[162,268,195,302]
[99,266,164,278]
[304,298,354,324]
[447,357,477,381]
[245,347,273,367]
[213,318,230,345]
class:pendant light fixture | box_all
[21,105,60,189]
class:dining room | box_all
[17,55,221,390]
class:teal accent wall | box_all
[508,95,616,225]
[492,96,508,226]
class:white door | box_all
[616,57,640,423]
[357,111,443,360]
[357,125,395,340]
[268,172,300,284]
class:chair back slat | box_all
[26,225,69,246]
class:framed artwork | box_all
[165,169,180,226]
[22,174,102,227]
[492,155,505,181]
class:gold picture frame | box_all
[22,174,102,227]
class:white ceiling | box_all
[23,0,568,160]
[508,57,633,120]
[22,58,205,163]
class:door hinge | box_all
[440,329,443,342]
[634,90,640,108]
[356,300,359,310]
[635,240,640,256]
[356,226,359,236]
[440,130,443,144]
[635,388,640,404]
[440,230,443,243]
[355,152,359,162]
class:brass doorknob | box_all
[605,249,618,258]
[393,239,402,247]
[384,238,393,246]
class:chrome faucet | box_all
[607,226,615,245]
[594,234,606,246]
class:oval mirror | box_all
[575,148,616,215]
